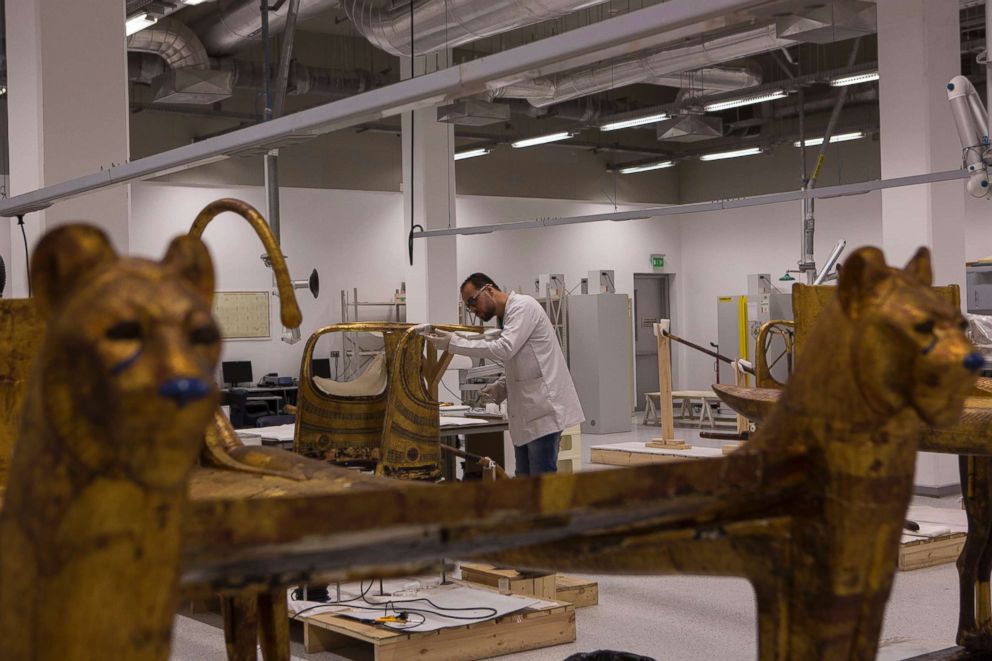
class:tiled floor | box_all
[170,416,965,661]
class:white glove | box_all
[424,329,452,351]
[479,381,506,405]
[412,323,434,336]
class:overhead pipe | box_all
[341,0,613,58]
[126,17,210,69]
[490,25,789,107]
[193,0,340,55]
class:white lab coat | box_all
[447,292,584,446]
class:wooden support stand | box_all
[300,599,576,660]
[651,322,688,449]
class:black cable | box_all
[17,214,29,296]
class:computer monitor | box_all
[311,358,331,379]
[222,360,253,387]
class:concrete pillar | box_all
[878,0,964,494]
[401,52,458,326]
[6,0,130,297]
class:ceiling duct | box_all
[341,0,614,58]
[152,68,236,104]
[656,115,723,142]
[127,17,210,69]
[775,0,876,44]
[492,25,787,107]
[193,0,341,55]
[437,99,511,126]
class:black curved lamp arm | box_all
[408,223,424,266]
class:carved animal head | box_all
[837,246,981,427]
[30,225,221,488]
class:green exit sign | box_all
[651,254,665,269]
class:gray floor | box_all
[170,417,966,660]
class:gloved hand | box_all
[424,329,452,351]
[412,323,434,336]
[479,381,506,405]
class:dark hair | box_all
[461,273,500,292]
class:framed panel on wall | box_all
[213,291,270,340]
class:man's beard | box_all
[477,309,495,321]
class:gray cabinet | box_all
[567,293,632,434]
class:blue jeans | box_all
[514,432,561,476]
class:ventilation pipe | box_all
[193,0,344,55]
[126,17,210,69]
[341,0,614,58]
[491,24,788,107]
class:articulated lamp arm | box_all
[188,198,303,331]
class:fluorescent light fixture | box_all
[794,131,866,147]
[511,132,574,148]
[125,14,157,36]
[454,148,491,161]
[829,71,879,87]
[600,112,670,132]
[618,160,675,174]
[184,0,211,4]
[699,147,763,161]
[705,90,788,112]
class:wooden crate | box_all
[301,600,576,660]
[555,574,599,608]
[898,532,967,571]
[460,563,598,608]
[459,563,557,601]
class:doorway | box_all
[633,274,671,412]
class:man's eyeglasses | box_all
[465,285,489,310]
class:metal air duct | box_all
[127,17,210,69]
[341,0,613,58]
[193,0,341,55]
[492,25,786,107]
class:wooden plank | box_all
[302,601,575,660]
[590,447,696,466]
[898,533,966,571]
[555,575,599,608]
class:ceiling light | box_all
[794,131,866,147]
[829,71,879,87]
[511,132,574,149]
[704,90,788,112]
[125,14,158,36]
[618,160,675,174]
[699,147,764,161]
[454,148,491,161]
[600,112,671,132]
[184,0,211,4]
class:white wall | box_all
[677,194,883,389]
[130,182,407,381]
[131,183,682,389]
[674,138,885,390]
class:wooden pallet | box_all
[898,532,967,571]
[459,563,598,608]
[301,599,576,660]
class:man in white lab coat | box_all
[422,273,583,476]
